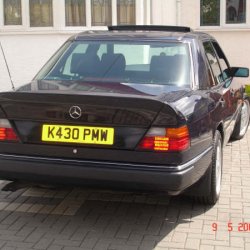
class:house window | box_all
[3,0,22,25]
[200,0,220,26]
[65,0,86,26]
[117,0,136,25]
[91,0,112,26]
[29,0,53,27]
[226,0,246,24]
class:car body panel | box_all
[0,28,247,195]
[0,145,212,194]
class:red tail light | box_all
[138,126,190,152]
[0,119,18,142]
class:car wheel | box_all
[231,99,250,140]
[197,131,222,205]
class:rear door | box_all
[202,40,240,143]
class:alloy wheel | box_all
[239,100,250,137]
[215,140,222,196]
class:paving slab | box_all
[0,129,249,249]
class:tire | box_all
[196,131,222,205]
[231,99,250,140]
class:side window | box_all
[212,41,231,81]
[203,41,223,86]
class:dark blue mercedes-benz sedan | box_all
[0,26,249,205]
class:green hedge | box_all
[245,85,250,97]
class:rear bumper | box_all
[0,147,212,194]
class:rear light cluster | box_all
[138,126,190,152]
[0,119,18,142]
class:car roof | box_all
[69,27,213,43]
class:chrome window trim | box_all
[184,41,196,90]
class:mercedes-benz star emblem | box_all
[69,106,82,119]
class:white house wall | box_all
[151,0,177,25]
[0,34,68,91]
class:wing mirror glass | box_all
[230,67,249,78]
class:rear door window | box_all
[212,41,231,82]
[203,41,223,86]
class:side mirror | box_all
[230,67,249,78]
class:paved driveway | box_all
[0,129,249,250]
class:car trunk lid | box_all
[0,91,177,150]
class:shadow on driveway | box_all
[0,183,213,250]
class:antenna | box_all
[0,42,15,91]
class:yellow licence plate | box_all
[42,124,114,145]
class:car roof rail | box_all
[108,25,192,33]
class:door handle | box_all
[219,97,226,107]
[230,89,235,97]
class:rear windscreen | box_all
[35,41,191,87]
